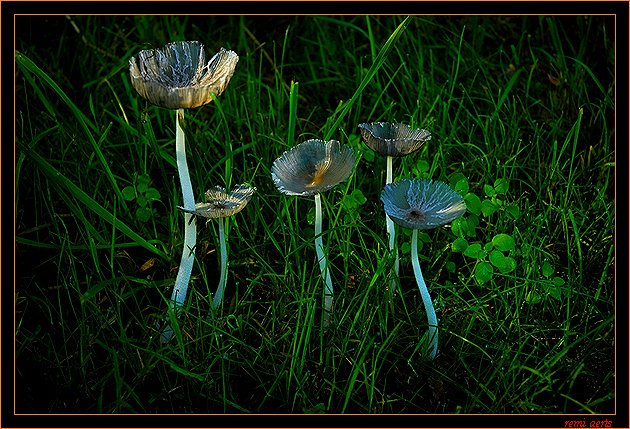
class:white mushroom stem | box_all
[411,228,438,359]
[386,155,400,294]
[314,193,334,328]
[212,217,228,309]
[162,108,197,343]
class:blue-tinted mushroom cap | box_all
[271,139,356,196]
[358,122,431,157]
[381,178,466,230]
[178,183,255,219]
[129,41,239,109]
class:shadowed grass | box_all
[15,15,614,414]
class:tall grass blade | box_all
[323,16,412,140]
[20,144,166,259]
[16,50,129,212]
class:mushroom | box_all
[129,42,238,109]
[177,183,255,310]
[271,139,356,327]
[129,41,238,342]
[380,178,466,359]
[359,122,431,295]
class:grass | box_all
[15,15,615,415]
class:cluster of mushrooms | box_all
[129,41,251,342]
[130,41,466,359]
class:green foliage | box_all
[450,173,523,284]
[341,189,367,222]
[122,173,162,222]
[15,15,614,415]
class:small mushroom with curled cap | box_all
[358,122,431,158]
[381,178,466,359]
[178,183,255,310]
[129,41,238,342]
[271,139,356,328]
[359,122,432,295]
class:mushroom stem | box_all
[314,193,333,327]
[385,155,400,294]
[162,108,197,343]
[212,217,228,309]
[411,228,438,359]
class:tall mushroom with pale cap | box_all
[178,183,255,310]
[129,41,238,342]
[381,178,466,359]
[271,139,356,327]
[359,122,431,295]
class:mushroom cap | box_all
[358,122,431,157]
[271,139,356,196]
[178,183,255,219]
[381,178,466,230]
[129,41,239,109]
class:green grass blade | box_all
[494,69,523,116]
[16,50,129,212]
[287,80,298,147]
[21,145,166,259]
[567,56,614,106]
[323,16,412,140]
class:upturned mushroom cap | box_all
[271,139,356,196]
[358,122,431,157]
[178,183,255,219]
[129,41,239,109]
[381,178,466,230]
